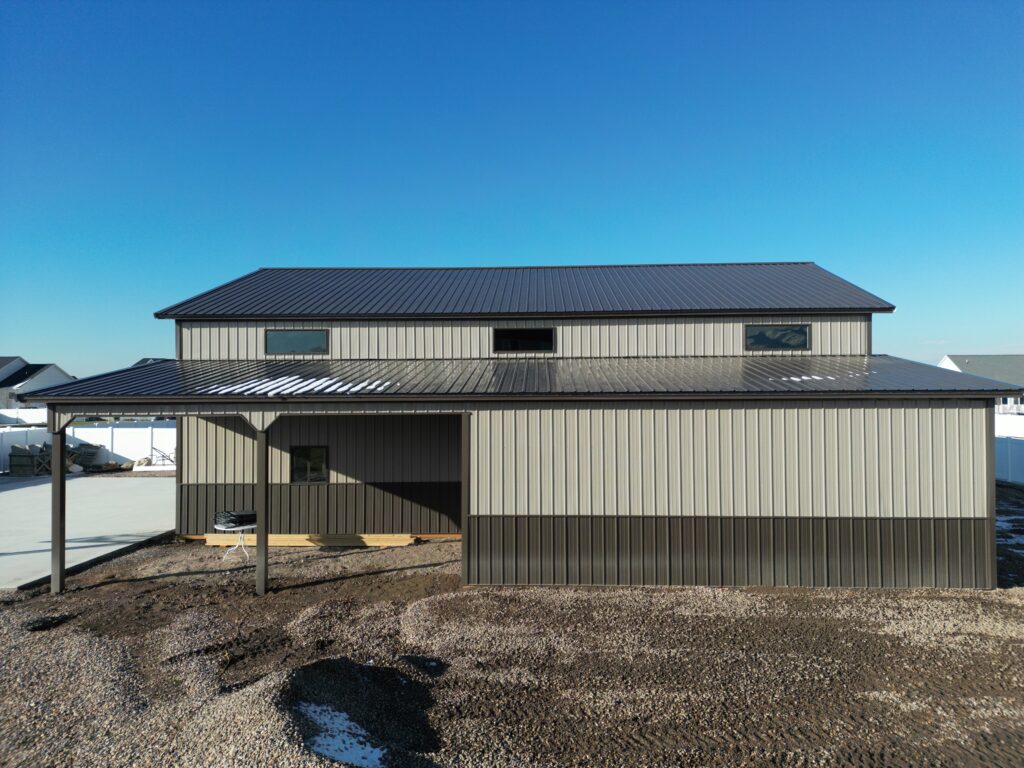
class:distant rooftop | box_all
[942,355,1024,388]
[0,363,48,389]
[155,262,895,320]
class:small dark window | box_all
[493,327,555,353]
[744,324,811,351]
[291,446,328,483]
[266,329,328,355]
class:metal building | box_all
[29,263,1021,593]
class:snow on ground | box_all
[996,519,1024,553]
[295,702,386,768]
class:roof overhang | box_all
[24,355,1022,409]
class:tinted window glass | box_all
[493,328,555,353]
[744,324,810,351]
[266,329,328,355]
[291,446,328,483]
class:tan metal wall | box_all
[179,399,990,520]
[180,416,254,483]
[468,399,989,520]
[178,314,871,360]
[180,414,458,483]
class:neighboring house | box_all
[28,263,1021,594]
[939,354,1024,484]
[938,354,1024,410]
[0,356,74,408]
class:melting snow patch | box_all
[295,701,386,767]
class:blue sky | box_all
[1,0,1021,376]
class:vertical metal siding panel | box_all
[667,408,682,517]
[866,404,883,518]
[920,405,934,517]
[744,407,759,518]
[959,406,973,519]
[694,408,709,519]
[851,404,866,518]
[507,410,521,517]
[771,408,786,520]
[641,409,656,516]
[932,407,946,519]
[542,409,555,517]
[599,409,613,518]
[178,314,868,359]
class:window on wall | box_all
[291,446,328,483]
[744,324,811,351]
[265,329,329,355]
[493,327,556,353]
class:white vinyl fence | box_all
[997,437,1024,486]
[0,421,176,473]
[0,408,48,425]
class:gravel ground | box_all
[1,490,1023,767]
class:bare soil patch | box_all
[1,491,1023,766]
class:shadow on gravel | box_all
[286,656,442,767]
[22,613,76,632]
[273,559,460,593]
[400,655,449,678]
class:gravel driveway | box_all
[1,488,1023,766]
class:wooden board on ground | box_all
[203,533,417,548]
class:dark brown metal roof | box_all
[25,356,1018,403]
[154,263,895,319]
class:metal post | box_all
[51,428,66,594]
[255,428,268,595]
[460,413,470,585]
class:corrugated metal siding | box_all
[468,400,990,520]
[181,414,457,483]
[177,483,459,536]
[465,517,995,588]
[180,416,255,483]
[178,315,871,360]
[178,414,460,535]
[268,414,459,483]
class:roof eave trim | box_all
[27,389,1017,406]
[155,306,896,320]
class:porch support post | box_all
[255,427,269,595]
[51,427,66,594]
[460,413,471,585]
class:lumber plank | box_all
[203,533,416,548]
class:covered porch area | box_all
[43,402,470,595]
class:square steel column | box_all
[51,429,66,594]
[460,413,470,585]
[255,428,269,595]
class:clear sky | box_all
[1,0,1021,377]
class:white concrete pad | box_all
[0,475,175,589]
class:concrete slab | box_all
[0,475,174,589]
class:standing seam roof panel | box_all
[155,263,895,318]
[23,355,1023,401]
